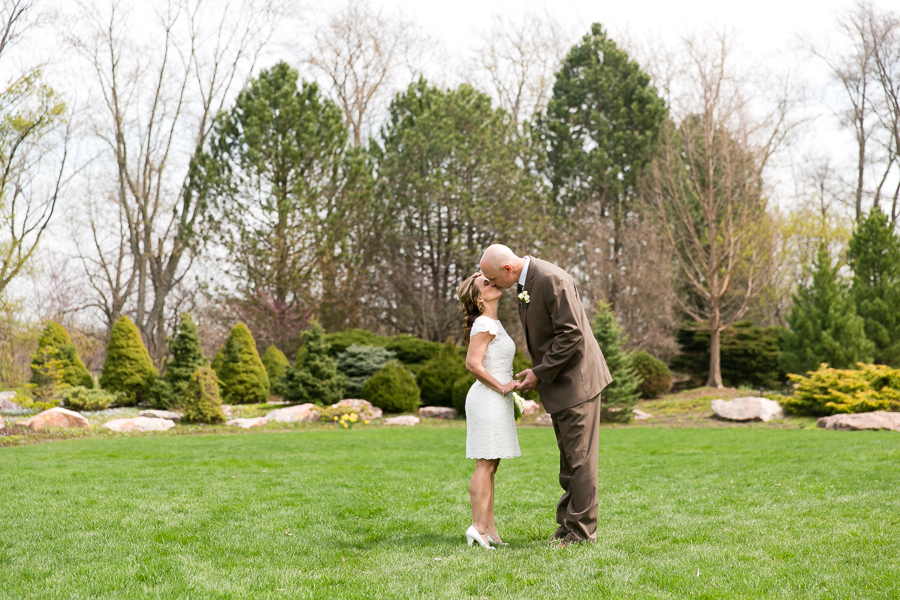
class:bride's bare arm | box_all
[465,332,520,395]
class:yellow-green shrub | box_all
[783,363,900,415]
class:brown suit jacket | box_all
[518,257,612,414]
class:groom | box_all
[480,245,612,546]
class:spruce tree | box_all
[182,366,226,423]
[30,322,94,389]
[100,316,158,404]
[781,244,875,375]
[591,301,641,422]
[847,208,900,366]
[165,314,207,394]
[213,323,270,404]
[261,345,290,397]
[283,320,346,405]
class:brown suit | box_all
[518,257,612,543]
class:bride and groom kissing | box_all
[457,244,612,549]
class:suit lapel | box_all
[520,257,538,339]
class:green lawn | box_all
[1,426,898,599]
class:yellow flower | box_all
[364,420,370,425]
[333,416,338,421]
[342,422,348,428]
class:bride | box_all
[456,272,522,550]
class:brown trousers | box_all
[550,394,601,543]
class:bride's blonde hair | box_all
[457,272,484,346]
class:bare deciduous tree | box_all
[69,0,281,361]
[0,0,70,299]
[652,32,800,387]
[467,10,573,130]
[302,0,426,146]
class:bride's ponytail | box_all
[457,272,484,346]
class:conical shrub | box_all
[213,323,270,404]
[283,321,346,405]
[261,345,290,397]
[165,314,207,391]
[100,316,158,405]
[182,366,226,423]
[30,322,94,389]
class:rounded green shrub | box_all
[415,341,466,407]
[182,366,226,423]
[361,360,420,413]
[325,329,389,357]
[512,349,540,402]
[213,323,270,404]
[30,322,94,389]
[631,350,672,399]
[385,335,442,365]
[100,316,158,405]
[262,345,290,397]
[337,344,396,398]
[59,386,118,411]
[452,373,476,417]
[283,321,347,405]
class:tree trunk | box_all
[707,315,724,388]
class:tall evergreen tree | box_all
[100,316,158,404]
[283,320,346,405]
[213,323,270,404]
[196,61,372,349]
[591,301,641,421]
[164,314,207,393]
[847,208,900,366]
[30,322,94,389]
[781,244,875,375]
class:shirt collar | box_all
[518,256,530,287]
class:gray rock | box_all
[139,409,181,421]
[383,415,420,426]
[535,413,553,426]
[221,405,233,417]
[266,403,320,423]
[817,411,900,431]
[633,409,653,420]
[711,397,783,422]
[225,417,269,429]
[332,399,383,420]
[521,400,541,416]
[102,416,176,432]
[22,407,91,430]
[418,406,458,419]
[0,392,21,412]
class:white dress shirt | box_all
[518,256,531,288]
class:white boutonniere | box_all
[517,290,530,305]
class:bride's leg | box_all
[470,459,494,535]
[486,459,502,542]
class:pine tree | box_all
[213,323,270,404]
[261,345,290,397]
[283,320,346,405]
[591,301,641,422]
[781,244,875,375]
[847,208,900,366]
[100,316,158,404]
[165,314,207,394]
[30,322,94,389]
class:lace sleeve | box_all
[470,316,501,338]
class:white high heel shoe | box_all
[465,526,495,550]
[486,533,508,547]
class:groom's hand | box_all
[515,368,541,393]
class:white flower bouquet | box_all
[513,392,525,421]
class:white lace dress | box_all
[465,316,521,460]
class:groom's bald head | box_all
[480,244,525,289]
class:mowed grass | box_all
[1,427,898,599]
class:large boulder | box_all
[332,399,382,420]
[383,415,420,426]
[0,418,5,430]
[225,417,269,429]
[711,397,783,422]
[817,412,900,431]
[535,413,553,426]
[419,406,457,419]
[266,403,320,423]
[221,405,234,417]
[22,407,91,431]
[633,409,653,420]
[102,417,176,432]
[139,409,182,421]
